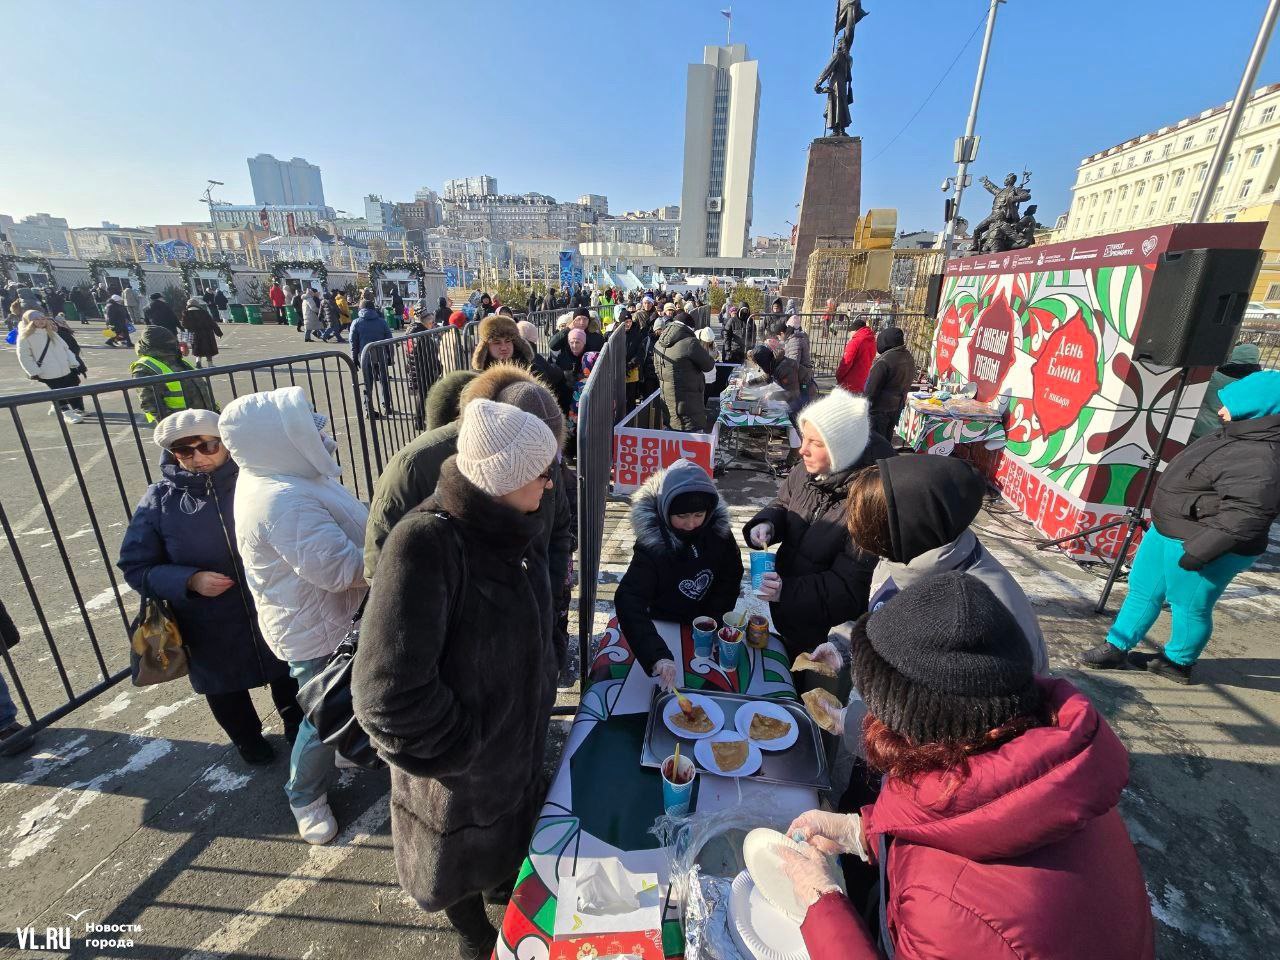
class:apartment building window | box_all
[1091,194,1099,208]
[1086,216,1094,230]
[1266,282,1280,300]
[1189,191,1200,210]
[1239,179,1253,199]
[1135,181,1146,198]
[1183,135,1195,150]
[1118,185,1129,201]
[1197,164,1208,182]
[1250,147,1265,168]
[1111,162,1119,174]
[1173,169,1185,188]
[1130,204,1139,221]
[1206,127,1218,142]
[1211,186,1224,205]
[1166,196,1178,213]
[1163,142,1173,158]
[1142,149,1153,163]
[1127,156,1136,169]
[1263,106,1276,124]
[1147,202,1157,218]
[1224,154,1235,174]
[1154,176,1165,193]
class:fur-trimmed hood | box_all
[630,459,731,555]
[471,331,535,371]
[461,362,566,449]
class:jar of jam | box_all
[746,614,770,649]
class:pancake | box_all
[671,704,714,734]
[792,651,837,678]
[802,689,844,734]
[748,713,793,742]
[711,739,749,772]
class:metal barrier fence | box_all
[0,351,371,751]
[573,324,629,665]
[780,312,935,379]
[1238,326,1280,370]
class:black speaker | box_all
[1133,247,1262,367]
[924,272,945,319]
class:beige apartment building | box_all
[1057,83,1280,306]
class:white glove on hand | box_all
[778,844,844,910]
[810,641,844,673]
[748,522,774,548]
[788,810,870,862]
[653,659,678,692]
[756,571,783,602]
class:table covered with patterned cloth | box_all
[495,618,816,960]
[899,401,1007,456]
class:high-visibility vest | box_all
[131,356,190,422]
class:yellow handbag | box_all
[129,581,188,686]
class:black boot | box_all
[1079,642,1129,670]
[1147,651,1194,685]
[235,735,275,765]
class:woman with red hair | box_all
[781,571,1154,960]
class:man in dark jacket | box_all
[1082,370,1280,683]
[105,294,133,347]
[213,288,229,321]
[654,313,714,432]
[722,304,754,363]
[351,300,395,417]
[744,388,894,657]
[863,327,917,441]
[319,291,346,343]
[143,293,181,335]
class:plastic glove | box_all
[778,844,844,910]
[788,810,869,862]
[756,571,783,602]
[810,641,844,673]
[815,695,847,737]
[652,659,678,692]
[748,522,774,549]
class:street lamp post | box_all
[199,180,226,262]
[941,0,1005,261]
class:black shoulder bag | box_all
[296,512,469,769]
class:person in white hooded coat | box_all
[218,385,369,845]
[17,310,86,423]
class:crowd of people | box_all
[3,269,1279,959]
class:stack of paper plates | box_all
[727,870,809,960]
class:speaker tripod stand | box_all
[1036,366,1194,614]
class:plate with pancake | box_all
[694,731,762,777]
[734,701,800,751]
[662,692,725,740]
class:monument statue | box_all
[834,0,869,44]
[815,32,853,137]
[969,172,1034,254]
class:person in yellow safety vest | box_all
[130,326,218,423]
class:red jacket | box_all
[801,680,1154,960]
[836,326,876,393]
[268,284,287,308]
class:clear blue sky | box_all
[3,0,1277,239]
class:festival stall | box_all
[930,221,1264,559]
[613,391,719,494]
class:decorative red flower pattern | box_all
[935,304,961,377]
[1030,309,1101,436]
[967,292,1017,402]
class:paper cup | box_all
[750,551,775,591]
[692,617,717,658]
[661,754,697,816]
[718,634,744,673]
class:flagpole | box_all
[726,8,732,45]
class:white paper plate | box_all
[728,870,808,960]
[742,828,810,921]
[662,693,725,741]
[693,732,762,777]
[735,701,800,751]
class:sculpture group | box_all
[969,172,1038,254]
[815,0,867,137]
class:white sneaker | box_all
[290,795,338,845]
[62,409,84,424]
[48,403,57,416]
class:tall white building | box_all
[444,176,498,200]
[247,155,326,207]
[577,194,610,218]
[1058,83,1280,240]
[678,44,760,259]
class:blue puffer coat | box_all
[117,455,289,694]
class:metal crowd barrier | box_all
[775,312,935,379]
[0,351,372,752]
[572,324,630,669]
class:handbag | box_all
[129,578,188,686]
[297,512,469,769]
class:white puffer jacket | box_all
[17,327,78,381]
[219,386,368,663]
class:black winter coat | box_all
[616,476,743,674]
[143,299,180,334]
[723,308,755,363]
[1151,412,1280,565]
[654,322,714,431]
[117,457,288,694]
[182,306,223,359]
[353,460,557,911]
[744,435,896,656]
[864,330,917,416]
[528,351,573,415]
[106,301,132,336]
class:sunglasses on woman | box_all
[170,439,222,459]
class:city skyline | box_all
[3,1,1280,240]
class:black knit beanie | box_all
[668,490,716,518]
[852,571,1040,744]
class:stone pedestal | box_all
[781,136,862,302]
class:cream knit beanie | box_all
[457,398,558,497]
[797,388,871,473]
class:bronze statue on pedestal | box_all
[969,172,1035,254]
[816,1,867,137]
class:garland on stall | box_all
[88,259,147,293]
[0,254,56,283]
[180,259,235,294]
[270,259,328,284]
[367,259,425,291]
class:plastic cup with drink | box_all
[661,752,697,816]
[692,616,717,659]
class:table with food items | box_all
[716,376,798,475]
[495,602,842,960]
[899,390,1007,457]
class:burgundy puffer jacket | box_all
[801,679,1155,960]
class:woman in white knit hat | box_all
[742,387,895,663]
[354,398,561,960]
